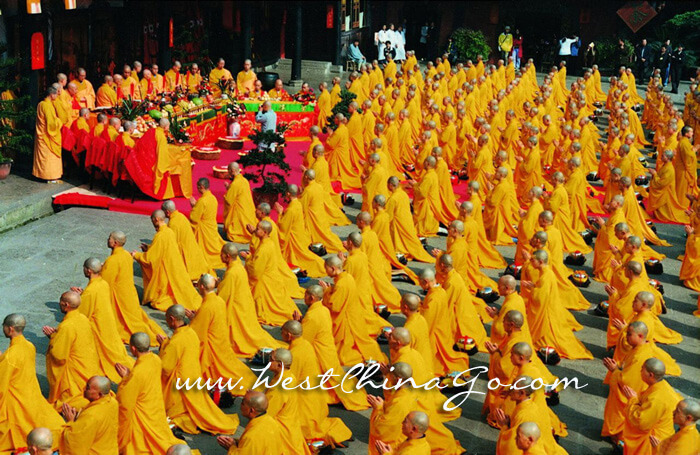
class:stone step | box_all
[265,59,343,77]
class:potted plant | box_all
[450,28,492,62]
[239,122,291,206]
[0,45,33,179]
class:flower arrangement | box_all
[225,101,246,121]
[293,88,316,106]
[166,113,191,144]
[117,96,148,121]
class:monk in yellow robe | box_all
[282,321,353,446]
[400,294,433,366]
[322,256,387,365]
[158,305,239,434]
[139,69,158,100]
[309,145,351,225]
[152,119,193,199]
[602,321,655,440]
[316,82,332,128]
[0,314,65,453]
[120,65,140,99]
[218,243,284,356]
[74,258,134,383]
[374,410,434,455]
[347,102,366,170]
[648,150,691,223]
[59,376,118,454]
[71,68,96,109]
[431,147,460,224]
[410,156,441,237]
[102,231,165,346]
[235,59,256,97]
[188,275,257,394]
[96,75,117,107]
[300,169,346,252]
[189,178,226,269]
[652,399,700,455]
[275,184,326,277]
[522,250,593,359]
[303,125,322,168]
[488,275,531,346]
[547,172,592,253]
[115,333,184,454]
[242,220,299,326]
[164,61,182,92]
[437,254,488,351]
[44,291,100,411]
[264,349,313,455]
[326,114,362,189]
[183,64,202,94]
[512,422,548,455]
[216,393,285,454]
[514,187,545,263]
[365,203,420,285]
[484,167,519,245]
[342,231,399,325]
[622,356,683,453]
[463,186,508,269]
[674,126,699,201]
[161,201,212,281]
[293,285,370,411]
[362,153,389,216]
[133,210,201,311]
[223,162,258,243]
[494,376,568,455]
[618,176,670,246]
[386,177,436,263]
[32,86,63,182]
[593,195,627,281]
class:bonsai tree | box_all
[450,28,491,62]
[326,88,356,130]
[0,45,34,166]
[239,122,291,200]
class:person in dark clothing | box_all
[636,38,651,81]
[656,46,671,87]
[670,44,685,94]
[383,41,397,62]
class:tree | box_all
[0,45,33,164]
[326,88,357,131]
[238,123,291,201]
[662,10,700,68]
[450,28,491,62]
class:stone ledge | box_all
[0,174,72,233]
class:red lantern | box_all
[31,32,45,70]
[326,5,334,29]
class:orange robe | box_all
[190,190,226,269]
[278,198,327,277]
[32,97,63,181]
[300,180,345,253]
[223,174,257,243]
[167,210,212,281]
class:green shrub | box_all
[450,28,491,62]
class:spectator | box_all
[615,38,630,67]
[656,45,671,87]
[446,37,458,64]
[584,42,596,68]
[558,34,578,67]
[376,25,388,63]
[636,38,651,80]
[512,29,523,69]
[383,41,396,62]
[570,35,581,75]
[428,22,438,60]
[395,26,407,62]
[498,26,513,61]
[348,39,366,67]
[670,44,685,94]
[419,22,429,60]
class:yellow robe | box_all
[310,155,351,225]
[317,89,332,127]
[681,229,700,291]
[0,335,65,453]
[116,353,184,454]
[265,371,313,455]
[621,186,670,246]
[189,292,257,394]
[656,424,700,455]
[245,236,299,326]
[326,123,362,189]
[153,128,193,199]
[46,311,99,410]
[324,271,387,365]
[300,180,345,252]
[514,199,544,264]
[79,276,134,383]
[489,292,530,347]
[547,185,592,253]
[134,224,201,311]
[278,198,327,277]
[421,285,470,376]
[413,169,441,237]
[218,257,284,356]
[71,78,96,109]
[370,211,420,284]
[674,137,698,202]
[440,269,488,351]
[602,342,654,437]
[164,69,182,92]
[433,158,460,225]
[102,246,165,346]
[167,210,212,281]
[593,208,626,282]
[404,312,433,368]
[467,193,508,269]
[288,337,353,444]
[496,397,568,455]
[648,161,691,223]
[159,325,239,434]
[59,395,118,455]
[484,178,519,245]
[227,414,285,454]
[32,97,62,181]
[345,248,396,331]
[528,267,593,359]
[301,300,370,410]
[96,83,116,107]
[387,187,436,263]
[190,190,226,269]
[235,69,256,95]
[223,174,257,243]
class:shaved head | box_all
[83,257,102,273]
[272,348,293,367]
[166,445,192,455]
[89,375,112,395]
[504,310,525,328]
[161,200,177,213]
[281,320,303,337]
[391,327,411,346]
[512,342,533,358]
[392,361,413,380]
[407,410,430,433]
[3,313,26,332]
[60,291,81,309]
[27,427,53,450]
[130,332,151,352]
[244,390,268,413]
[401,293,422,312]
[222,242,239,258]
[643,357,666,381]
[306,284,324,300]
[166,304,187,322]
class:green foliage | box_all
[326,89,356,131]
[0,46,33,161]
[450,28,491,62]
[167,113,191,143]
[661,10,700,68]
[240,123,291,196]
[117,96,148,121]
[594,38,634,71]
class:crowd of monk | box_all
[12,49,700,454]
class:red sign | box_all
[169,18,174,48]
[617,1,657,33]
[326,5,334,29]
[31,32,45,70]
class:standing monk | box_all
[116,332,184,454]
[0,314,64,454]
[164,61,182,92]
[43,291,100,410]
[32,86,63,183]
[158,305,240,435]
[189,178,226,269]
[70,68,96,109]
[161,200,212,281]
[223,162,257,243]
[132,210,201,311]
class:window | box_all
[352,0,360,28]
[340,0,346,31]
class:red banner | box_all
[617,1,657,33]
[31,33,45,70]
[326,5,334,29]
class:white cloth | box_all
[377,29,388,59]
[558,38,578,56]
[395,31,406,60]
